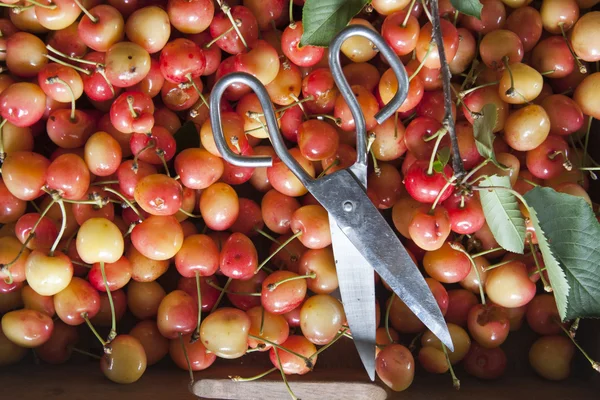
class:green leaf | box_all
[300,0,370,47]
[524,187,600,320]
[433,147,451,173]
[478,175,526,254]
[173,121,200,156]
[473,103,498,163]
[450,0,483,19]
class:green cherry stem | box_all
[82,312,107,348]
[102,187,144,221]
[99,261,117,342]
[211,277,232,313]
[178,332,195,386]
[230,367,278,382]
[267,272,316,291]
[427,128,448,175]
[527,234,552,293]
[470,247,503,258]
[248,334,313,368]
[48,199,67,256]
[442,343,461,390]
[555,320,600,373]
[70,347,102,360]
[191,272,202,343]
[256,231,302,274]
[402,0,417,27]
[274,347,300,400]
[449,243,486,305]
[385,294,395,344]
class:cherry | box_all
[479,29,524,70]
[127,280,166,319]
[25,250,73,297]
[235,39,280,86]
[5,32,47,78]
[529,335,575,381]
[200,307,251,359]
[335,84,380,132]
[404,160,454,204]
[110,91,155,134]
[2,151,50,201]
[268,233,307,273]
[463,342,507,380]
[262,270,307,314]
[485,260,537,308]
[246,305,289,351]
[131,58,164,98]
[375,344,415,392]
[134,174,183,216]
[105,41,151,88]
[290,205,331,250]
[76,217,124,264]
[84,131,122,177]
[130,127,176,166]
[467,303,510,349]
[301,68,338,115]
[340,18,379,62]
[498,62,543,104]
[281,22,325,67]
[460,0,505,34]
[15,212,58,252]
[0,180,26,223]
[101,334,147,384]
[125,6,170,54]
[343,62,381,93]
[219,232,258,280]
[450,28,476,75]
[168,0,214,34]
[381,10,420,56]
[157,289,198,339]
[1,309,53,348]
[77,4,125,52]
[88,256,132,293]
[209,5,258,55]
[131,215,184,261]
[200,111,248,157]
[53,277,101,325]
[117,160,157,199]
[443,191,485,235]
[571,11,600,62]
[504,104,550,152]
[0,83,47,128]
[22,285,55,316]
[541,94,584,136]
[199,182,239,231]
[367,163,404,210]
[573,72,600,120]
[404,116,447,160]
[267,147,315,197]
[526,135,571,180]
[92,289,126,327]
[266,61,302,106]
[461,85,508,132]
[261,189,300,235]
[531,37,575,80]
[129,320,168,366]
[423,242,471,284]
[226,270,267,311]
[160,38,206,83]
[297,119,340,162]
[505,6,542,53]
[80,52,120,103]
[269,334,317,375]
[35,320,78,364]
[416,19,459,69]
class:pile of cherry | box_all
[0,0,599,395]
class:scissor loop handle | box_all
[209,72,314,186]
[329,25,410,166]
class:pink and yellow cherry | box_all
[540,0,579,34]
[129,320,168,366]
[423,242,471,284]
[443,191,486,235]
[498,63,543,104]
[300,294,345,345]
[5,32,47,78]
[281,22,324,67]
[105,41,151,88]
[132,58,164,99]
[235,39,280,86]
[485,260,536,308]
[199,182,239,231]
[290,205,331,250]
[571,11,600,62]
[376,344,414,392]
[110,91,155,134]
[219,232,258,280]
[127,280,166,320]
[15,213,58,253]
[367,163,404,210]
[0,83,47,128]
[46,153,90,200]
[80,52,121,103]
[101,334,147,384]
[209,5,258,55]
[404,160,454,204]
[446,289,479,328]
[160,38,206,84]
[371,116,407,161]
[408,206,452,252]
[178,275,220,313]
[167,0,214,34]
[131,215,184,261]
[54,277,101,325]
[340,19,378,62]
[88,256,132,292]
[262,271,308,315]
[460,255,490,294]
[464,342,507,380]
[35,320,78,364]
[25,250,73,296]
[38,64,84,103]
[420,323,471,368]
[461,85,508,132]
[157,290,198,339]
[170,332,216,371]
[526,136,571,180]
[269,335,317,375]
[301,68,338,115]
[381,10,420,57]
[127,245,169,283]
[175,148,224,190]
[134,174,183,216]
[297,119,340,162]
[76,218,124,264]
[416,20,459,69]
[265,61,302,107]
[77,4,125,52]
[298,247,338,295]
[529,335,575,381]
[334,85,379,132]
[125,6,170,54]
[199,111,248,156]
[573,72,600,120]
[175,234,220,278]
[526,294,562,336]
[267,147,315,197]
[505,5,542,53]
[0,178,27,224]
[1,309,53,348]
[0,236,30,283]
[541,95,584,136]
[230,198,264,236]
[84,131,122,177]
[450,28,477,75]
[460,0,505,34]
[200,307,251,359]
[467,304,510,349]
[22,285,55,317]
[504,104,550,152]
[246,306,289,350]
[531,37,575,80]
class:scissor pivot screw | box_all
[343,201,354,212]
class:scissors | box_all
[209,25,453,381]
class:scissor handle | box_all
[328,25,410,166]
[209,72,314,187]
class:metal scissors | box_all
[209,25,453,381]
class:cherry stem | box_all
[99,261,117,342]
[547,150,573,171]
[259,306,266,336]
[569,318,580,338]
[408,332,422,352]
[317,158,340,178]
[430,176,456,212]
[385,294,395,344]
[312,114,342,126]
[409,41,433,82]
[518,176,540,188]
[191,272,202,343]
[82,312,107,347]
[555,319,600,373]
[427,128,448,176]
[92,180,119,186]
[367,132,381,176]
[309,328,348,360]
[211,277,232,313]
[205,277,260,296]
[458,80,500,99]
[72,260,92,268]
[273,347,300,400]
[288,0,295,27]
[267,272,316,291]
[49,199,67,256]
[178,208,202,219]
[442,343,461,390]
[27,0,57,9]
[230,367,278,382]
[558,23,587,74]
[482,258,513,272]
[248,334,313,368]
[178,332,195,386]
[402,111,417,126]
[126,96,139,119]
[394,112,399,139]
[254,228,296,259]
[47,76,77,121]
[0,118,7,162]
[501,56,517,97]
[470,247,502,258]
[460,158,490,185]
[424,0,465,179]
[44,54,91,75]
[46,45,97,66]
[582,116,593,168]
[256,231,303,274]
[527,236,552,292]
[73,0,98,23]
[290,94,307,119]
[219,1,248,50]
[205,24,236,48]
[156,148,171,177]
[186,74,210,110]
[402,0,417,27]
[449,243,486,305]
[102,187,144,221]
[70,347,102,360]
[132,139,156,173]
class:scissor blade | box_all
[329,214,376,381]
[307,171,453,352]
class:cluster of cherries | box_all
[0,0,599,395]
